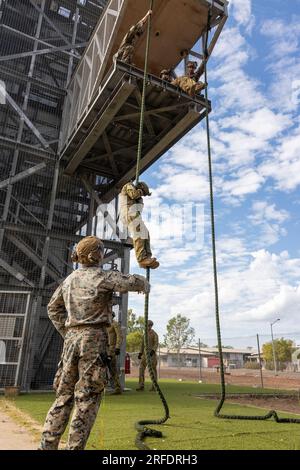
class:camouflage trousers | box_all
[124,214,152,262]
[139,353,158,387]
[115,45,134,64]
[172,76,206,97]
[40,327,108,451]
[109,353,121,392]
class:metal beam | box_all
[0,257,34,287]
[0,24,84,60]
[0,163,47,190]
[0,43,87,62]
[103,109,202,202]
[133,88,156,137]
[0,136,55,159]
[63,80,136,175]
[113,103,190,122]
[28,0,80,54]
[102,131,119,177]
[5,91,51,150]
[80,176,125,240]
[6,234,60,282]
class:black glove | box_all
[115,348,120,356]
[150,350,155,357]
[138,353,142,360]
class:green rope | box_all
[135,268,170,450]
[204,5,300,425]
[135,1,153,186]
[134,1,170,450]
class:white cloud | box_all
[229,0,255,33]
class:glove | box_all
[150,350,155,357]
[138,353,142,360]
[115,348,120,356]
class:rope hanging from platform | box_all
[134,0,170,451]
[204,4,300,426]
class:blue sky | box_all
[126,0,300,346]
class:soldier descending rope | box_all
[39,236,150,451]
[120,181,159,270]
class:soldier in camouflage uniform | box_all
[39,236,149,451]
[115,10,152,64]
[137,320,159,392]
[107,312,123,395]
[120,181,159,269]
[171,57,206,97]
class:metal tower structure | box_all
[0,0,228,391]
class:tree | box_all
[164,314,195,368]
[127,309,144,334]
[126,309,144,352]
[126,330,143,353]
[262,338,294,370]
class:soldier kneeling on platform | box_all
[120,181,159,270]
[39,236,150,451]
[171,51,206,97]
[115,10,152,65]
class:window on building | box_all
[58,6,71,18]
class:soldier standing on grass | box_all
[39,236,149,451]
[107,312,123,395]
[137,320,159,392]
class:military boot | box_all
[139,258,160,269]
[136,386,144,391]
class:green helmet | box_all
[137,181,151,196]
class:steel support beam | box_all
[64,80,135,175]
[0,163,47,190]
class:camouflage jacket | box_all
[48,267,148,338]
[120,182,144,220]
[107,320,123,355]
[119,20,144,50]
[140,329,159,356]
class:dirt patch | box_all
[0,400,40,450]
[227,396,300,416]
[129,366,300,391]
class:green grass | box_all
[8,379,300,450]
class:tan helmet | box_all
[71,236,104,265]
[148,320,154,327]
[137,181,152,196]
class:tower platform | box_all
[60,60,211,202]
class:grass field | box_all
[8,379,300,450]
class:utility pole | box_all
[198,338,202,381]
[270,319,280,376]
[256,334,264,389]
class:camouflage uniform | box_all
[40,267,148,451]
[120,182,152,263]
[138,329,159,389]
[115,20,145,64]
[172,67,206,97]
[107,320,123,393]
